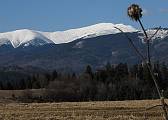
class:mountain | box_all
[0,23,168,72]
[0,23,137,48]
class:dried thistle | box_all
[127,4,142,21]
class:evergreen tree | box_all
[85,65,94,79]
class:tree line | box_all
[0,62,168,101]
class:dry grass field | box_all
[0,99,167,120]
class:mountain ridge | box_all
[0,23,137,48]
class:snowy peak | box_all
[43,23,137,44]
[0,23,137,48]
[0,29,52,48]
[81,23,137,39]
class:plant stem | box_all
[138,19,151,64]
[137,19,161,98]
[138,19,148,38]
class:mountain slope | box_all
[0,23,167,72]
[0,31,168,72]
[0,32,151,72]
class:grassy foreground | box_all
[0,99,167,120]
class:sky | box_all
[0,0,167,32]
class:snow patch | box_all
[139,29,168,42]
[73,41,84,48]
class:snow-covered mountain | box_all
[0,23,137,48]
[0,24,168,72]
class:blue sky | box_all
[0,0,167,32]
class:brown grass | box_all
[0,99,167,120]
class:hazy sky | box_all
[0,0,167,32]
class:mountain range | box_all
[0,23,168,72]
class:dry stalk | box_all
[114,26,168,120]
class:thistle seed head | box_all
[127,4,142,21]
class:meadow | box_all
[0,99,166,120]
